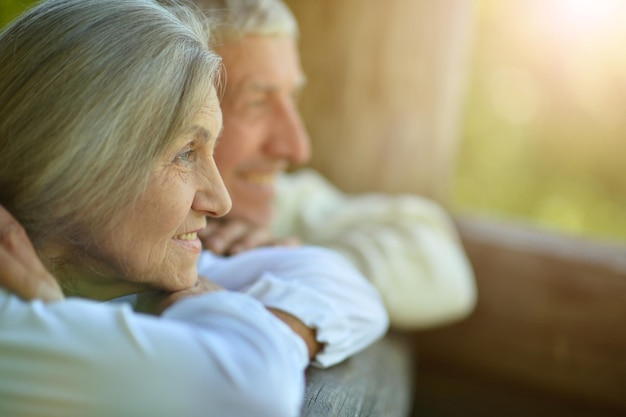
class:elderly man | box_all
[0,1,473,415]
[196,0,477,331]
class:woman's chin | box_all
[170,267,200,292]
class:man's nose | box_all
[266,96,311,165]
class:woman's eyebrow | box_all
[187,125,219,144]
[192,126,211,143]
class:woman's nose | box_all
[192,162,232,218]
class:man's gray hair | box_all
[194,0,298,43]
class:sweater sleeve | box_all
[0,289,308,417]
[197,246,389,368]
[273,169,477,330]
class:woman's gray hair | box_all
[193,0,298,44]
[0,0,222,255]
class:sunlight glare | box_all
[540,0,625,41]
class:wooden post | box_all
[284,0,473,204]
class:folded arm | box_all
[274,169,477,330]
[0,290,309,417]
[0,205,309,417]
[198,246,390,368]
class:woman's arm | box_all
[137,279,322,361]
[0,290,308,417]
[0,204,63,301]
[198,246,390,368]
[0,206,308,417]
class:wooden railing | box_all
[412,216,626,417]
[302,335,414,417]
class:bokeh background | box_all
[455,0,626,243]
[3,0,625,242]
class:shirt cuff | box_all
[244,273,357,368]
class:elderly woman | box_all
[0,1,387,416]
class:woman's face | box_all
[73,88,231,298]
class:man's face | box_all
[215,35,311,227]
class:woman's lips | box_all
[173,231,202,252]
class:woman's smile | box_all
[172,231,203,253]
[68,93,231,297]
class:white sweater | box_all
[273,169,477,330]
[0,246,387,417]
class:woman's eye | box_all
[175,150,194,163]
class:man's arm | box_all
[199,217,300,256]
[273,169,477,330]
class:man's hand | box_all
[135,275,224,315]
[199,218,300,256]
[0,205,64,302]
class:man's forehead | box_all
[223,66,306,97]
[218,36,305,92]
[242,75,307,92]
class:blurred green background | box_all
[453,0,626,243]
[3,0,625,243]
[0,0,36,25]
